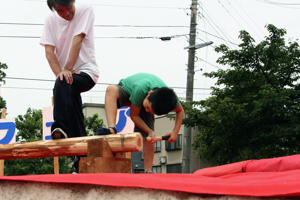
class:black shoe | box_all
[73,155,87,173]
[51,128,68,139]
[96,127,117,135]
[145,171,155,173]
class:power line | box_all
[0,36,40,39]
[257,0,300,5]
[1,86,106,93]
[217,0,246,32]
[90,3,188,10]
[3,77,213,91]
[24,0,189,10]
[0,22,190,40]
[4,77,111,86]
[199,3,237,49]
[225,0,263,41]
[0,35,189,40]
[196,29,239,46]
[0,22,189,28]
[2,86,52,91]
[233,0,265,36]
[197,58,222,69]
[256,0,300,8]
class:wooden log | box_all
[0,132,143,160]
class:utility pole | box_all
[182,0,198,174]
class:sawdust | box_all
[0,181,298,200]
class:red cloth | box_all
[193,154,300,176]
[1,155,300,197]
[0,169,299,197]
[244,154,300,172]
[193,160,252,177]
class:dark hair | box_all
[147,87,178,115]
[47,0,75,11]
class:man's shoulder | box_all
[44,12,57,24]
[76,4,93,12]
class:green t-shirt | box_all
[119,73,168,107]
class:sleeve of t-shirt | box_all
[74,5,95,37]
[40,15,55,47]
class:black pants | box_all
[51,72,95,138]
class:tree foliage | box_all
[84,113,105,135]
[184,24,300,165]
[15,108,43,142]
[0,62,8,116]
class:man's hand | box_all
[147,130,157,144]
[165,131,178,143]
[72,69,81,75]
[58,69,73,84]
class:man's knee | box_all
[54,77,71,93]
[55,77,67,86]
[106,84,118,92]
[106,85,119,98]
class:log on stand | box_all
[0,132,143,160]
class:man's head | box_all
[47,0,76,21]
[143,87,178,115]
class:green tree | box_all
[84,113,105,135]
[15,108,43,142]
[0,62,8,116]
[185,24,300,165]
[4,108,73,175]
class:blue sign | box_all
[0,122,16,144]
[45,121,54,140]
[116,107,131,133]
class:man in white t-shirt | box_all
[40,0,99,140]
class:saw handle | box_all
[144,135,170,142]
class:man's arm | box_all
[61,33,85,84]
[45,33,85,84]
[165,104,184,142]
[45,44,61,77]
[130,103,157,143]
[64,33,85,71]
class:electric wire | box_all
[24,0,189,10]
[225,0,263,41]
[256,0,300,6]
[233,0,266,35]
[217,0,246,32]
[196,29,239,46]
[0,22,189,28]
[3,77,213,91]
[199,3,237,49]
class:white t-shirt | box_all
[40,4,99,83]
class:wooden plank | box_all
[0,109,6,175]
[0,160,4,176]
[125,152,131,159]
[52,97,59,175]
[87,139,114,158]
[54,157,59,174]
[79,157,132,173]
[0,132,143,160]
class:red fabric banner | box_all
[1,154,300,197]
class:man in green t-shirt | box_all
[98,73,184,173]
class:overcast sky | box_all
[1,0,300,119]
